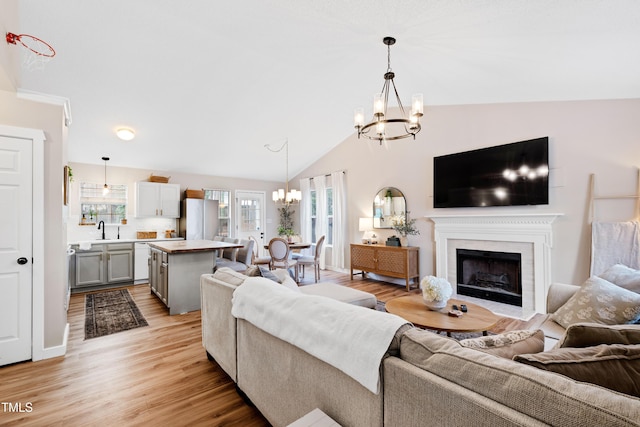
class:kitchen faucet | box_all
[97,221,105,240]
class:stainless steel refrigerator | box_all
[179,198,219,240]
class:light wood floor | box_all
[0,270,544,426]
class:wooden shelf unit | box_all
[350,243,419,291]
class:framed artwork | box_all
[63,165,70,206]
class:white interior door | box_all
[0,135,33,366]
[235,191,266,255]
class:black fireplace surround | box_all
[456,248,522,307]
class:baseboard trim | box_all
[40,323,69,360]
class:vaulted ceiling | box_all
[14,0,640,181]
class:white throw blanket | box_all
[591,221,640,276]
[231,277,409,394]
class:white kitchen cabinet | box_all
[135,181,180,218]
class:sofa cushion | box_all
[551,276,640,328]
[558,322,640,348]
[459,329,545,359]
[514,344,640,397]
[212,267,247,287]
[299,283,377,309]
[399,328,640,424]
[599,263,640,294]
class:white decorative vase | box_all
[399,236,408,247]
[423,298,448,311]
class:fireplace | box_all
[456,249,522,307]
[427,213,562,317]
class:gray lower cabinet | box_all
[73,243,134,291]
[75,250,105,286]
[149,247,168,305]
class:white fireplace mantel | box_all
[426,213,563,315]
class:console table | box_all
[350,243,419,291]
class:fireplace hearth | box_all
[457,249,522,307]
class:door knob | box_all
[17,257,28,265]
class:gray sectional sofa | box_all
[201,269,640,427]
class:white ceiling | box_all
[15,0,640,181]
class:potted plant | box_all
[391,211,420,246]
[277,205,296,241]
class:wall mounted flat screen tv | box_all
[434,137,549,208]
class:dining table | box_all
[264,242,311,250]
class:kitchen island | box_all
[147,239,243,315]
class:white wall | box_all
[293,98,640,285]
[0,90,68,350]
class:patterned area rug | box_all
[85,289,149,339]
[375,300,490,340]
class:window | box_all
[80,182,127,224]
[204,189,231,236]
[310,187,333,245]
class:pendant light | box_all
[102,156,110,195]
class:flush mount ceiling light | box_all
[102,156,110,195]
[264,139,301,205]
[116,127,135,141]
[354,36,423,145]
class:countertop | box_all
[147,239,243,254]
[69,237,185,246]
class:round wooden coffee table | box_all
[385,294,502,336]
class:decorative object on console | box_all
[101,156,110,195]
[353,36,423,144]
[358,217,376,244]
[265,139,301,204]
[391,211,420,246]
[420,275,453,310]
[386,236,400,247]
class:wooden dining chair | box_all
[296,235,325,283]
[249,235,272,268]
[268,237,298,282]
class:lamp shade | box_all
[359,217,372,232]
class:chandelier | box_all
[354,36,423,144]
[265,139,301,204]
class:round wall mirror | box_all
[373,187,406,229]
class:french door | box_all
[235,191,266,256]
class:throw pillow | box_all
[558,322,640,348]
[244,265,260,277]
[514,344,640,397]
[459,329,544,359]
[599,264,640,294]
[212,267,247,287]
[258,266,282,283]
[551,276,640,328]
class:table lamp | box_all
[358,217,377,244]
